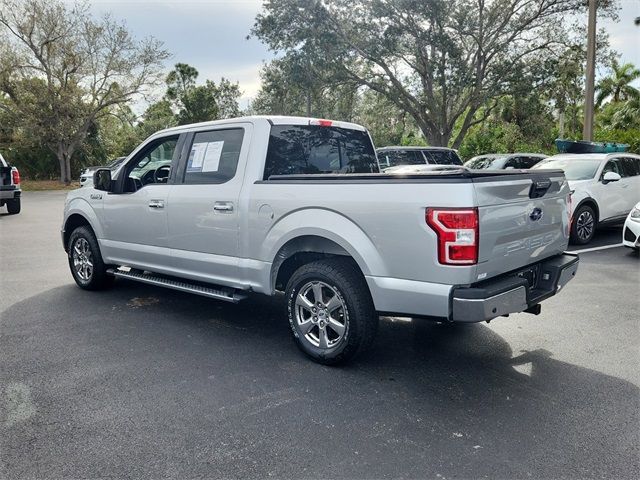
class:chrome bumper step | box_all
[107,267,246,303]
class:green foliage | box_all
[165,63,241,125]
[252,0,619,147]
[596,59,640,107]
[0,0,170,182]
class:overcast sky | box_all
[82,0,640,108]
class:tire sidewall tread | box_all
[570,204,596,245]
[285,257,377,365]
[67,225,114,290]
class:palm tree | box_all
[595,59,640,108]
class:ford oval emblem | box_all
[530,207,543,221]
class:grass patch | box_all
[20,180,79,191]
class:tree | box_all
[595,59,640,107]
[165,63,241,125]
[0,0,170,183]
[253,0,619,148]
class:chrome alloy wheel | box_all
[576,210,595,241]
[295,281,348,349]
[72,237,93,282]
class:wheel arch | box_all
[264,209,387,294]
[575,198,600,224]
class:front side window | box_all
[619,157,640,177]
[125,136,178,191]
[264,125,378,178]
[183,128,244,184]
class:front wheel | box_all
[285,257,378,365]
[571,205,596,245]
[67,226,114,290]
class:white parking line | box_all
[570,243,623,254]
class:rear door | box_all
[473,171,570,280]
[166,123,251,286]
[619,156,640,212]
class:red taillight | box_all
[12,169,20,185]
[309,119,333,127]
[426,208,478,265]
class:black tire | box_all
[6,198,20,215]
[67,225,115,290]
[570,204,596,245]
[285,257,378,365]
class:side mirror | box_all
[94,168,112,191]
[602,171,621,184]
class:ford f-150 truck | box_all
[61,116,579,364]
[1,153,21,215]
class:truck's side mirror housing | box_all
[602,171,621,184]
[94,168,112,191]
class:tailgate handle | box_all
[529,179,552,199]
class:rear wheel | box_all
[6,198,20,215]
[67,226,114,290]
[285,257,378,365]
[571,205,596,245]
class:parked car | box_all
[376,146,462,171]
[0,153,21,215]
[533,153,640,245]
[464,153,548,170]
[622,202,640,251]
[62,116,578,364]
[79,156,127,187]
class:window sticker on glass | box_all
[202,141,224,172]
[187,143,206,172]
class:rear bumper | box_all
[0,186,21,200]
[451,253,579,322]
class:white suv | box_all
[533,153,640,244]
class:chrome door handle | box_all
[213,202,234,213]
[148,199,165,209]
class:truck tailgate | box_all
[473,171,570,281]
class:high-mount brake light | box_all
[12,168,20,186]
[309,119,333,127]
[426,208,479,265]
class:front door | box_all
[100,135,181,269]
[167,125,251,287]
[592,158,629,221]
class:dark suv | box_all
[376,146,462,171]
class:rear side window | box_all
[264,125,378,179]
[423,150,462,165]
[184,128,244,184]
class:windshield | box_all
[532,158,601,181]
[465,156,505,169]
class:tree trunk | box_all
[56,144,73,184]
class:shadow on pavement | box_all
[1,281,638,479]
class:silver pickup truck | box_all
[61,116,579,364]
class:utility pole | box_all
[583,0,597,141]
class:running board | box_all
[107,268,246,303]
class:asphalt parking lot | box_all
[1,191,639,479]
